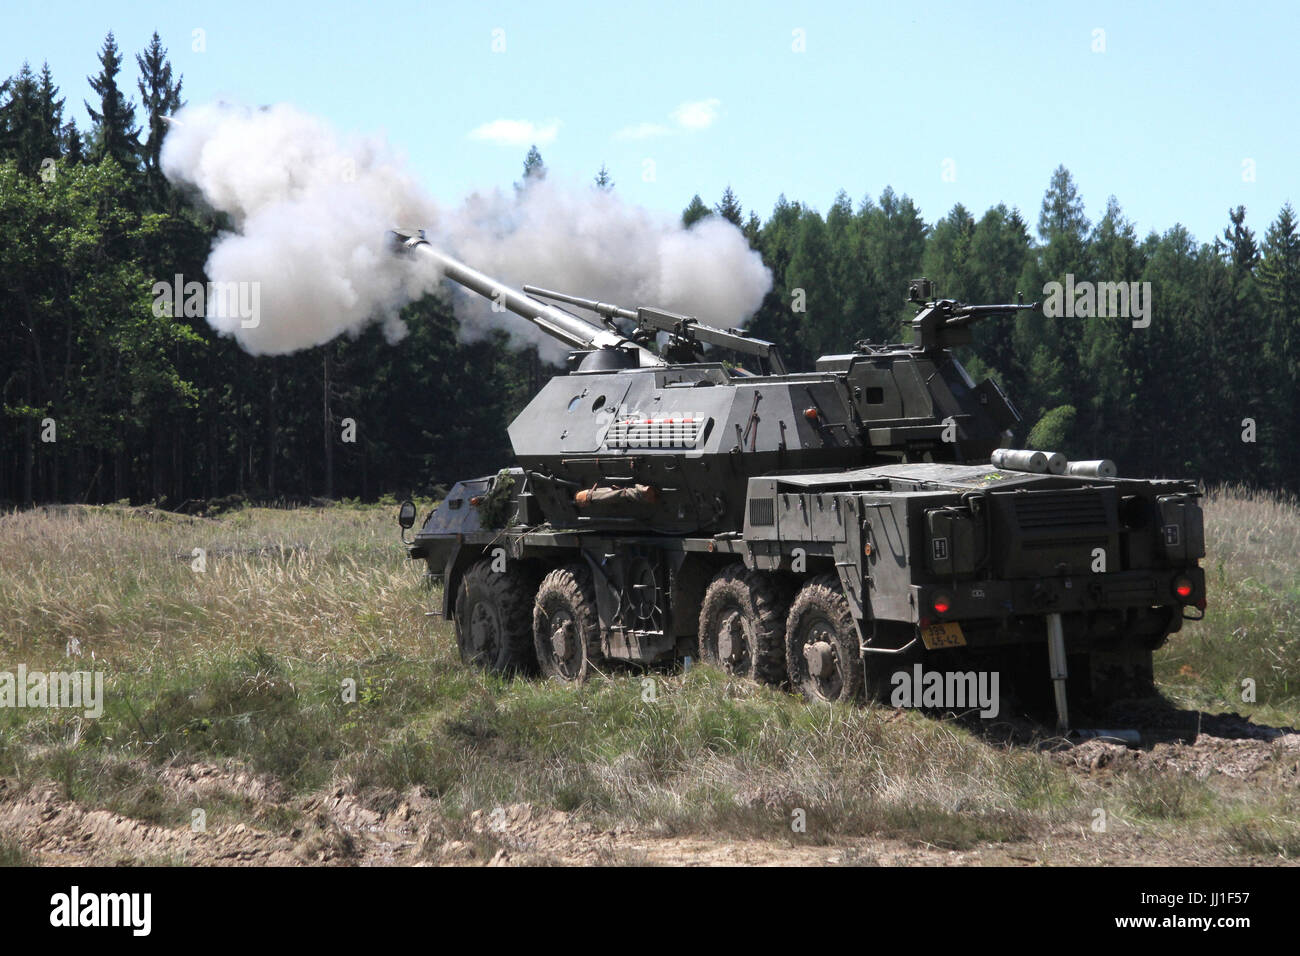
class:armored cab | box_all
[394,234,1206,732]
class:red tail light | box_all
[932,594,952,615]
[1174,577,1194,600]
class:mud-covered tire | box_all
[697,565,791,684]
[533,564,603,683]
[453,559,538,675]
[785,573,864,703]
[1085,644,1156,707]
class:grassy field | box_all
[0,489,1297,864]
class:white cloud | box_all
[670,98,721,130]
[468,118,560,147]
[613,121,673,141]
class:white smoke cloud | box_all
[161,102,438,354]
[161,101,771,359]
[434,178,771,356]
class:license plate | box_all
[921,621,966,649]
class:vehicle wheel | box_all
[697,564,790,684]
[1086,644,1156,706]
[533,564,603,682]
[785,573,864,703]
[453,559,538,675]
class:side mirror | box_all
[397,499,416,530]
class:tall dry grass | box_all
[0,491,1295,857]
[1156,486,1300,717]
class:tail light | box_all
[1173,576,1194,600]
[932,593,952,615]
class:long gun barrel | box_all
[392,229,665,367]
[524,284,788,375]
[521,286,638,323]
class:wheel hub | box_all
[804,640,836,679]
[551,618,573,660]
[716,611,747,664]
[468,603,499,659]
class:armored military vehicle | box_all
[392,230,1206,730]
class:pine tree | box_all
[36,63,64,166]
[715,186,743,225]
[1258,203,1300,337]
[0,63,44,174]
[1257,203,1300,483]
[862,187,927,341]
[1037,165,1091,278]
[136,31,183,198]
[1222,205,1259,277]
[61,119,84,164]
[786,209,834,360]
[593,163,613,190]
[681,194,712,227]
[86,32,140,167]
[825,190,863,344]
[513,144,545,187]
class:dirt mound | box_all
[3,709,1298,867]
[0,778,297,866]
[1055,711,1300,780]
[158,760,287,804]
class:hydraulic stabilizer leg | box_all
[1046,612,1069,732]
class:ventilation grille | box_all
[749,497,775,527]
[1013,490,1108,529]
[605,416,704,449]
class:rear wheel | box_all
[533,564,603,683]
[453,559,538,675]
[785,574,864,703]
[697,565,790,684]
[1085,644,1156,706]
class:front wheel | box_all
[453,559,538,675]
[1085,644,1156,707]
[785,574,864,703]
[533,564,603,682]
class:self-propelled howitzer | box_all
[394,232,1206,733]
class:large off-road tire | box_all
[785,573,864,703]
[1085,644,1156,707]
[453,559,538,675]
[533,564,603,683]
[697,564,791,684]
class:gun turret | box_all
[906,277,1038,351]
[392,229,664,369]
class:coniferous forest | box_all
[3,33,1298,508]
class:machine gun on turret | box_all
[906,277,1039,351]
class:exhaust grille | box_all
[1012,489,1109,529]
[749,498,775,527]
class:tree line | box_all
[2,32,1297,508]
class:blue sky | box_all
[6,0,1296,243]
